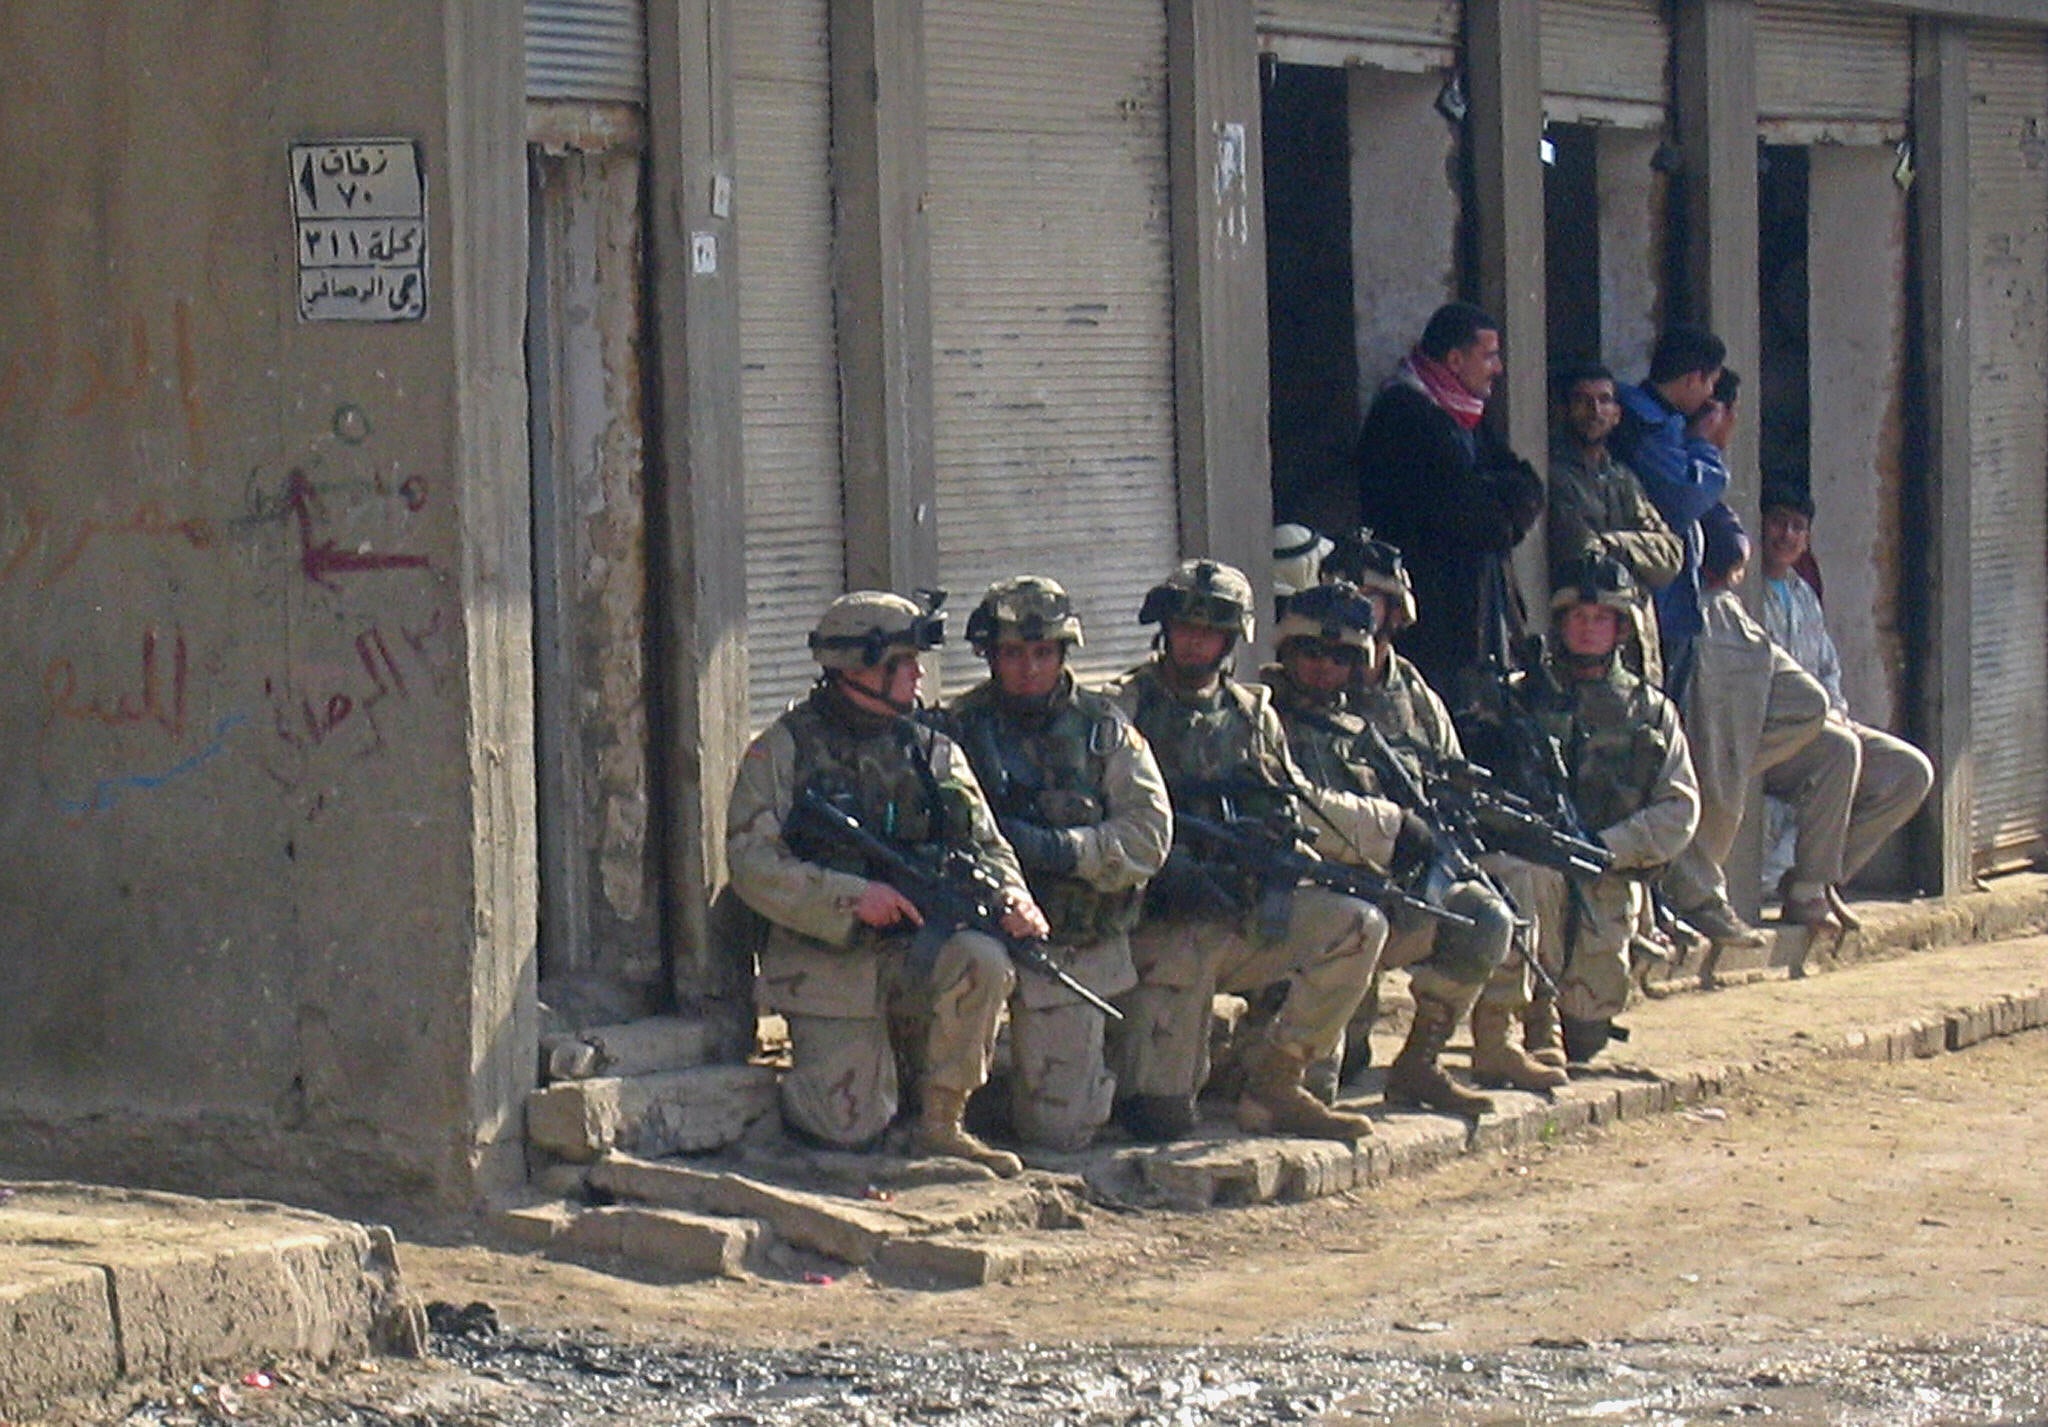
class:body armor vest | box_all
[1131,667,1296,828]
[945,685,1139,944]
[783,690,968,875]
[1263,667,1378,802]
[1527,663,1670,833]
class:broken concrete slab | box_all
[558,1205,756,1279]
[543,1016,723,1084]
[869,1231,1106,1290]
[589,1155,908,1265]
[0,1184,406,1419]
[526,1064,779,1162]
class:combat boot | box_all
[1521,993,1568,1070]
[914,1088,1024,1177]
[1383,993,1494,1117]
[1235,1040,1375,1141]
[1469,1001,1569,1092]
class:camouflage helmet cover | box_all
[809,588,947,670]
[1324,529,1416,629]
[1548,552,1639,614]
[965,574,1084,654]
[1274,580,1377,652]
[1138,558,1257,642]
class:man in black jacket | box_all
[1355,301,1544,695]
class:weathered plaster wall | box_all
[1596,126,1667,379]
[1349,66,1461,395]
[0,3,532,1209]
[529,143,661,1005]
[1807,144,1909,733]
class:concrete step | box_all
[541,1014,722,1083]
[524,1063,779,1163]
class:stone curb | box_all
[0,1184,413,1419]
[1092,981,2048,1212]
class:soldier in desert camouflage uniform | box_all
[937,575,1173,1152]
[1101,559,1393,1143]
[1259,578,1521,1116]
[726,591,1048,1176]
[1502,555,1701,1062]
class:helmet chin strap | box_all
[833,667,921,717]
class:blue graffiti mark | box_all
[58,713,250,816]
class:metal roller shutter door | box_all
[734,0,845,730]
[1967,28,2048,865]
[1540,0,1668,128]
[1755,1,1910,140]
[926,0,1179,690]
[1254,0,1458,71]
[526,0,647,104]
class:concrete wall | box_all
[1349,66,1461,396]
[1596,126,1668,380]
[1807,144,1910,733]
[0,2,533,1210]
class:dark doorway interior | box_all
[1263,60,1358,534]
[1543,123,1601,376]
[1758,143,1811,499]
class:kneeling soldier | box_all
[726,591,1049,1176]
[1508,557,1701,1061]
[1102,559,1393,1142]
[1260,580,1514,1115]
[938,576,1173,1151]
[1336,537,1571,1094]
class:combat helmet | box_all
[1548,551,1638,614]
[965,574,1084,656]
[1138,559,1257,643]
[808,588,947,670]
[1274,580,1377,652]
[1324,529,1416,629]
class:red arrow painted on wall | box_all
[284,468,430,590]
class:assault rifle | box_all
[1435,759,1613,881]
[783,785,1123,1021]
[1171,808,1475,940]
[1350,723,1563,1002]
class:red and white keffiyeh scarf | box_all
[1391,347,1486,431]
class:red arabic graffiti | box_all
[43,626,189,741]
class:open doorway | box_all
[1263,60,1358,535]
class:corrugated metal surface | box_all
[1756,1,1910,127]
[1255,0,1458,50]
[1967,28,2048,861]
[1540,0,1667,120]
[526,0,646,105]
[926,0,1179,689]
[734,0,844,729]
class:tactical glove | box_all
[998,816,1079,876]
[1390,810,1440,876]
[1145,847,1241,920]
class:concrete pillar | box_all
[1909,16,1974,896]
[1466,0,1549,605]
[1168,0,1271,592]
[832,0,937,594]
[645,0,754,1040]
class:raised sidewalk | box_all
[0,1185,421,1419]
